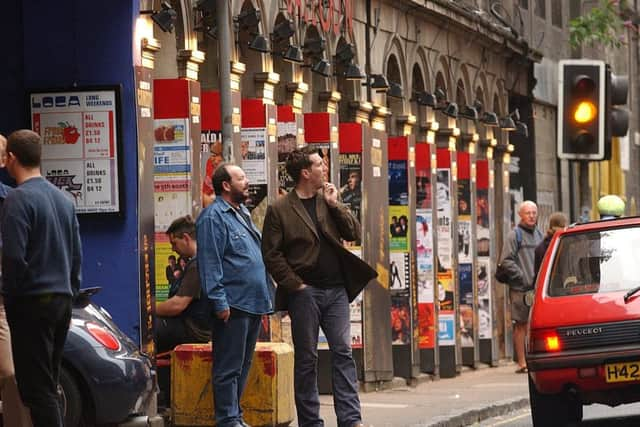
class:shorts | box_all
[509,289,530,323]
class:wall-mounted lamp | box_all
[341,63,365,80]
[434,88,447,104]
[499,115,516,131]
[195,23,217,39]
[365,74,389,92]
[516,122,528,137]
[281,45,304,64]
[302,59,331,77]
[248,34,269,53]
[271,20,295,42]
[387,82,403,99]
[142,1,177,33]
[480,111,499,127]
[442,102,459,119]
[459,104,479,120]
[413,91,437,107]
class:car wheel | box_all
[59,366,83,427]
[528,375,582,426]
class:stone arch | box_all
[336,36,363,122]
[383,36,408,134]
[457,64,472,108]
[410,63,426,121]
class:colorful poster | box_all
[416,169,431,209]
[457,219,472,264]
[388,160,408,206]
[477,189,490,256]
[437,271,454,312]
[436,169,452,271]
[391,294,411,345]
[339,153,363,223]
[201,131,223,196]
[154,233,179,302]
[277,121,297,193]
[389,205,409,251]
[30,88,121,213]
[418,302,435,348]
[438,313,455,346]
[459,263,474,347]
[478,257,492,339]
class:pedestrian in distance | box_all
[533,211,569,284]
[0,133,32,427]
[497,200,542,374]
[1,129,82,427]
[155,215,210,354]
[261,146,377,427]
[196,163,274,427]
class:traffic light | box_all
[557,59,605,160]
[604,67,629,160]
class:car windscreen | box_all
[548,225,640,296]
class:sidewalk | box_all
[293,363,530,427]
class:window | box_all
[535,0,545,19]
[551,1,562,27]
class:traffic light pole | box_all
[579,161,591,221]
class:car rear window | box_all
[548,225,640,296]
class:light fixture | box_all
[459,104,479,120]
[443,102,459,118]
[335,43,356,65]
[387,82,403,99]
[248,34,269,53]
[311,59,331,77]
[271,20,295,42]
[194,0,216,11]
[414,91,436,107]
[343,63,365,80]
[516,122,528,137]
[480,111,499,127]
[434,88,447,103]
[303,37,326,55]
[235,8,261,29]
[367,74,389,92]
[282,45,304,64]
[499,115,516,131]
[148,1,177,33]
[195,23,217,39]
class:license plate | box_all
[605,361,640,383]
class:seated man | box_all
[156,215,210,353]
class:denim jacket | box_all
[196,197,273,315]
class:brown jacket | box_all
[261,190,377,311]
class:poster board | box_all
[30,86,122,214]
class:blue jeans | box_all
[211,308,261,427]
[288,286,361,427]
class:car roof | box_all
[563,216,640,234]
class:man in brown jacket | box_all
[262,147,376,427]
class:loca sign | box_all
[285,0,353,36]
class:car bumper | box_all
[527,345,640,402]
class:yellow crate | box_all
[171,342,294,426]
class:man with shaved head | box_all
[498,200,542,373]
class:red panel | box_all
[437,148,451,168]
[476,159,489,190]
[415,143,430,170]
[339,123,362,153]
[304,112,330,142]
[241,99,266,128]
[153,79,190,119]
[388,136,408,160]
[457,151,470,180]
[277,105,295,122]
[201,91,221,131]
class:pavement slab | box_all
[292,363,530,427]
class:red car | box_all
[526,217,640,426]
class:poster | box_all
[389,206,409,251]
[438,313,455,346]
[457,220,472,264]
[30,88,121,214]
[477,188,490,256]
[459,263,474,347]
[418,302,435,348]
[349,249,364,348]
[436,169,452,271]
[277,121,297,193]
[389,252,409,290]
[416,168,431,209]
[478,257,492,339]
[240,127,267,185]
[201,130,223,196]
[339,153,362,223]
[391,294,411,345]
[388,159,408,206]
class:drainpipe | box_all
[365,0,372,102]
[217,0,234,162]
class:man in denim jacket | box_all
[196,163,273,427]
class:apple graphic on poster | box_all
[59,122,80,144]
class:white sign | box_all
[31,89,121,214]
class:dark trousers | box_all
[288,286,361,427]
[5,294,72,427]
[155,316,199,354]
[211,308,261,427]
